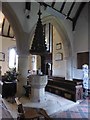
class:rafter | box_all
[72,2,86,31]
[1,17,5,35]
[66,2,75,18]
[7,25,10,36]
[38,2,73,21]
[51,2,56,8]
[25,2,31,11]
[60,0,66,13]
[25,2,31,19]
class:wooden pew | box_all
[45,77,83,102]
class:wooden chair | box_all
[15,97,25,120]
[15,97,52,120]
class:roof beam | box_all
[51,2,56,8]
[72,2,86,31]
[1,18,5,35]
[7,25,10,36]
[0,34,14,38]
[25,2,31,11]
[39,2,73,21]
[60,0,66,13]
[66,2,75,18]
[25,2,31,19]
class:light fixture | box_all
[29,6,47,56]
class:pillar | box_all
[17,54,28,97]
[65,57,73,80]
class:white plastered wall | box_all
[53,26,65,77]
[73,3,88,79]
[0,36,16,75]
[2,2,88,80]
[29,15,73,80]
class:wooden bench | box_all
[45,77,83,102]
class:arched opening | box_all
[43,16,73,80]
[0,3,18,74]
[2,2,24,55]
[1,3,30,96]
[29,15,73,80]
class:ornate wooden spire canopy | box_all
[29,8,47,55]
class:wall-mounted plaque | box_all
[55,52,63,61]
[56,43,62,50]
[0,52,5,61]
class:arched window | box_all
[9,48,18,68]
[43,23,53,53]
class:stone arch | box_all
[29,15,73,80]
[2,2,24,55]
[42,16,72,58]
[2,2,29,96]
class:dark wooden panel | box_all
[2,81,17,98]
[45,53,52,63]
[77,52,89,69]
[45,77,83,102]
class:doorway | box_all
[41,53,52,76]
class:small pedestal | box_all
[30,75,48,102]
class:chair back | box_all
[15,97,25,120]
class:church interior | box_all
[0,1,89,119]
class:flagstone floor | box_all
[0,92,89,119]
[1,92,79,119]
[50,97,90,119]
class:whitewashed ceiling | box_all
[0,1,86,38]
[0,11,14,38]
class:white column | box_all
[17,54,28,97]
[65,57,73,80]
